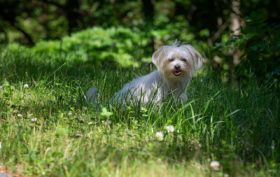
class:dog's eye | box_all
[180,58,187,62]
[168,58,175,62]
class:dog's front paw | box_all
[179,93,188,102]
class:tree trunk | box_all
[230,0,241,37]
[229,0,241,82]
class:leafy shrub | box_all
[32,27,149,67]
[3,25,205,68]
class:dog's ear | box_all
[181,45,204,71]
[152,46,166,67]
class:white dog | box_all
[86,43,203,105]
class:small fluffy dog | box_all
[86,43,203,105]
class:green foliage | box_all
[2,27,147,67]
[3,25,206,68]
[238,10,280,87]
[32,27,148,67]
[211,9,280,87]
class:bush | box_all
[3,25,205,69]
[32,27,149,67]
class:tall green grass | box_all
[0,50,279,176]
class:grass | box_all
[0,49,279,177]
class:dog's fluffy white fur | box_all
[86,43,203,105]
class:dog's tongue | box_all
[173,70,182,76]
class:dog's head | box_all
[152,43,203,81]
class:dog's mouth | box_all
[173,69,183,76]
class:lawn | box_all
[0,49,279,177]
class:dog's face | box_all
[152,44,203,81]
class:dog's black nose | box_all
[175,65,181,70]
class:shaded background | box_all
[0,0,279,86]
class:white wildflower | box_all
[31,118,37,122]
[0,141,2,149]
[210,160,220,171]
[17,113,23,118]
[164,125,175,133]
[103,119,112,126]
[67,111,73,116]
[23,84,29,89]
[155,131,164,141]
